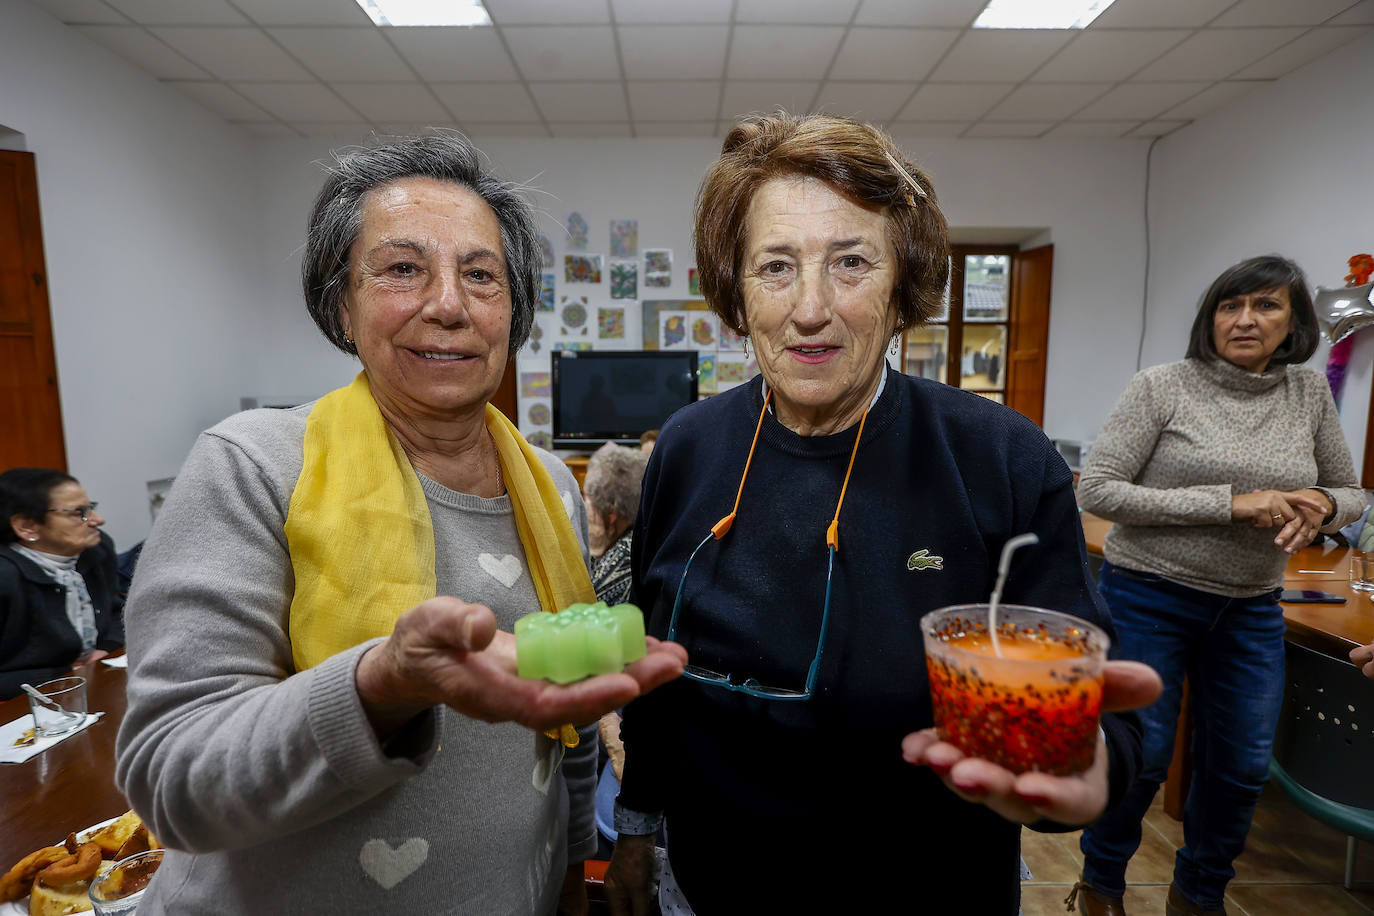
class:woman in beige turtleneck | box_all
[1070,255,1365,916]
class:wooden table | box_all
[0,657,131,865]
[1081,511,1374,656]
[1080,511,1374,819]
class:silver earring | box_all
[889,333,901,357]
[28,536,38,541]
[742,336,751,357]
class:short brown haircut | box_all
[693,111,950,335]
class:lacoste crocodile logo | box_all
[906,549,944,571]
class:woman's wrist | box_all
[356,642,432,739]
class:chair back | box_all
[1272,640,1374,809]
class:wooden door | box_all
[0,151,66,470]
[491,356,517,423]
[1006,244,1053,427]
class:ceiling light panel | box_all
[356,0,491,27]
[972,0,1118,29]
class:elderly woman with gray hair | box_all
[584,444,649,606]
[115,134,684,914]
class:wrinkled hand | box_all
[72,649,109,669]
[356,597,686,737]
[902,660,1162,826]
[1232,489,1329,554]
[1352,642,1374,679]
[605,833,656,916]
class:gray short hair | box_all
[584,444,649,524]
[302,133,540,357]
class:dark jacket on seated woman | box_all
[0,531,124,699]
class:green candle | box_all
[516,601,647,683]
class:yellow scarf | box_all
[285,372,594,742]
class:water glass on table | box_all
[1351,552,1374,592]
[25,675,88,737]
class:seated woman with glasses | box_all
[0,467,123,699]
[603,112,1163,915]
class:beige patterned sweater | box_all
[1079,358,1366,597]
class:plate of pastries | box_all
[0,811,161,915]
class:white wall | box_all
[248,134,1149,445]
[3,1,265,546]
[1145,31,1374,469]
[15,1,1368,550]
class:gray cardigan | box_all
[115,405,597,914]
[1080,358,1365,597]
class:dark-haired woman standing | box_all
[0,467,123,699]
[1072,256,1366,916]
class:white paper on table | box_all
[102,654,129,668]
[0,712,104,764]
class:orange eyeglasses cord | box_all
[708,389,870,552]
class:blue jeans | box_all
[1080,562,1286,909]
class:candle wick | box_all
[988,534,1040,658]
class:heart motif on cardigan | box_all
[359,838,429,890]
[479,553,523,588]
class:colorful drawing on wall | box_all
[644,248,672,288]
[640,299,711,350]
[555,341,594,352]
[598,307,625,340]
[536,234,555,269]
[538,273,556,311]
[528,431,553,450]
[561,299,588,331]
[715,351,759,390]
[718,323,746,351]
[688,268,700,296]
[521,371,551,398]
[610,219,638,258]
[690,314,718,347]
[564,254,602,284]
[527,403,551,426]
[610,261,637,300]
[659,311,689,350]
[565,212,589,251]
[697,353,717,395]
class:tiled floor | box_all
[1021,783,1374,915]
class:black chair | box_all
[1269,639,1374,888]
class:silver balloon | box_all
[1315,282,1374,344]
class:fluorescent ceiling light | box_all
[356,0,492,27]
[972,0,1117,29]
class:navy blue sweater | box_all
[619,368,1141,914]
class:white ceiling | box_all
[33,0,1374,140]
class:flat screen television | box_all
[551,350,699,449]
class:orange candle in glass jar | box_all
[922,604,1108,776]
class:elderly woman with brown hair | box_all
[115,133,683,914]
[603,112,1160,915]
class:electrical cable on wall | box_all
[1136,135,1162,371]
